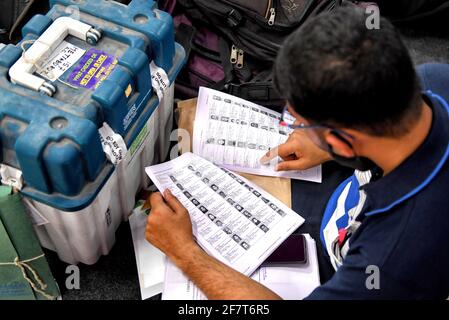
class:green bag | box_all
[0,186,60,300]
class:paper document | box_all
[251,234,320,300]
[145,152,305,277]
[129,202,166,300]
[193,87,322,183]
[162,234,320,300]
[162,258,207,300]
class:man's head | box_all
[274,7,423,169]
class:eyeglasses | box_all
[279,105,355,151]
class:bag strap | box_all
[158,0,178,14]
[175,22,196,58]
[210,36,235,91]
[177,22,227,64]
[226,81,284,109]
[7,0,36,42]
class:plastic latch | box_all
[8,17,102,96]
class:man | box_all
[146,7,449,299]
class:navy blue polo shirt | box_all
[305,88,449,299]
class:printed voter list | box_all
[193,87,322,182]
[145,152,305,276]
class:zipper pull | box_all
[236,49,244,69]
[230,45,238,64]
[268,8,276,26]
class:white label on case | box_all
[36,41,85,82]
[150,61,170,101]
[98,122,128,165]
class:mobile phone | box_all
[264,234,307,264]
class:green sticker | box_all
[129,123,149,158]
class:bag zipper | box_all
[230,45,245,69]
[194,0,285,60]
[265,0,276,26]
[267,8,276,26]
[197,0,289,31]
[187,68,216,85]
[230,45,238,64]
[236,48,244,69]
[191,41,222,63]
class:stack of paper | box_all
[251,234,320,300]
[193,87,322,183]
[129,203,166,300]
[162,234,320,300]
[145,152,305,277]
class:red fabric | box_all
[338,228,348,247]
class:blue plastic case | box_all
[0,0,186,211]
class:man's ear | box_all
[325,131,355,158]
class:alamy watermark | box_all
[365,5,380,30]
[365,265,380,290]
[65,265,80,290]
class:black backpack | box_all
[177,0,366,63]
[167,0,376,110]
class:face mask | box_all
[328,147,378,172]
[305,125,378,172]
[313,130,378,172]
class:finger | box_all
[275,158,310,171]
[277,142,299,159]
[149,192,175,217]
[143,192,157,210]
[260,146,279,164]
[280,154,298,162]
[260,142,298,163]
[163,189,187,214]
[149,192,164,208]
[146,210,156,231]
[145,215,153,232]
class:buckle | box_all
[226,9,243,28]
[227,83,271,101]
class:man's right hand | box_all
[145,189,197,262]
[260,129,332,171]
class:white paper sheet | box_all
[193,87,322,183]
[145,152,305,277]
[162,234,320,300]
[129,203,166,300]
[162,258,207,300]
[251,234,320,300]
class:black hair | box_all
[274,7,422,137]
